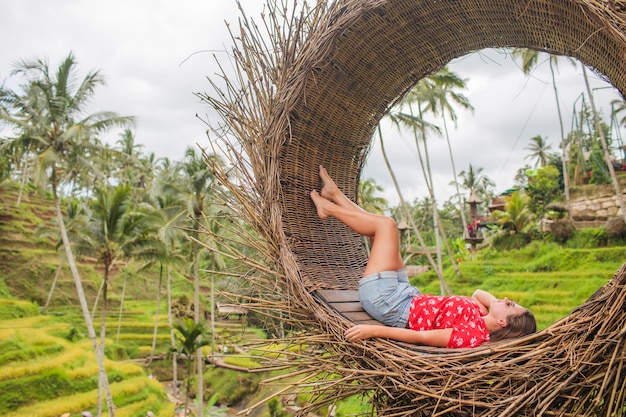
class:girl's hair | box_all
[489,309,537,342]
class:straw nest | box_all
[198,0,626,415]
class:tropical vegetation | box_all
[1,49,625,416]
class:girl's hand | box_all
[345,324,453,347]
[345,324,379,341]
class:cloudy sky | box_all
[1,1,624,206]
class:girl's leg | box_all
[311,189,404,277]
[313,167,416,328]
[316,166,404,272]
[318,166,363,213]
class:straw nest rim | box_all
[200,0,626,415]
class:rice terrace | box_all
[1,0,626,416]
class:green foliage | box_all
[196,393,229,417]
[105,343,131,361]
[0,299,39,319]
[223,355,261,368]
[564,228,609,248]
[450,237,470,260]
[0,369,95,414]
[0,277,12,298]
[491,232,532,251]
[63,327,83,342]
[493,191,534,233]
[267,397,287,417]
[0,334,63,366]
[358,178,387,214]
[172,318,210,357]
[526,165,561,218]
[204,366,262,407]
[588,144,611,185]
[334,393,372,417]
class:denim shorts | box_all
[358,269,421,328]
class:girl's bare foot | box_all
[310,189,331,219]
[319,165,340,201]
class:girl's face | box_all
[491,297,527,323]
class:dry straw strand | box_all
[199,0,626,415]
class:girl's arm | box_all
[471,289,496,314]
[345,324,453,347]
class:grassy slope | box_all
[0,186,182,415]
[2,184,625,416]
[413,241,625,329]
[0,184,276,416]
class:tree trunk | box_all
[148,263,163,365]
[420,135,457,290]
[43,259,63,313]
[377,127,449,292]
[442,116,468,230]
[410,104,460,287]
[550,60,572,220]
[15,162,29,208]
[115,274,128,343]
[53,192,115,416]
[167,264,178,398]
[98,264,110,417]
[211,274,215,359]
[192,224,204,417]
[582,65,626,224]
[91,279,104,322]
[184,359,193,417]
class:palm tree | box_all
[172,318,210,417]
[153,147,222,416]
[582,66,626,224]
[524,135,553,167]
[76,184,161,411]
[391,77,462,283]
[39,198,91,313]
[0,53,133,416]
[377,126,451,295]
[143,195,186,366]
[150,161,188,388]
[494,190,533,233]
[358,178,387,215]
[114,129,145,187]
[512,49,574,220]
[421,67,474,231]
[454,163,496,202]
[612,99,626,128]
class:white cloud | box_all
[364,49,623,205]
[1,2,623,203]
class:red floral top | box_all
[407,295,489,348]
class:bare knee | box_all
[379,216,398,234]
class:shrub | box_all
[105,343,130,361]
[0,299,40,320]
[0,368,95,413]
[606,216,626,238]
[204,367,261,406]
[565,228,608,248]
[491,232,531,251]
[550,220,576,243]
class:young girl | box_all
[310,166,536,348]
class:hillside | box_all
[0,184,192,311]
[413,242,625,329]
[2,183,626,416]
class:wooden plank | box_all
[330,301,363,313]
[341,311,378,323]
[316,289,359,303]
